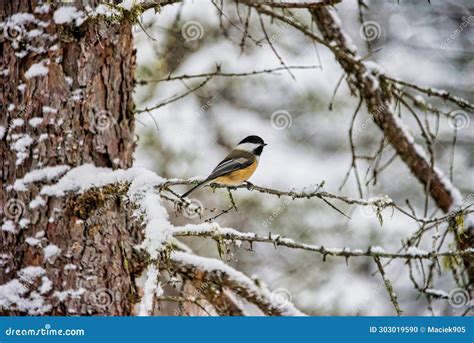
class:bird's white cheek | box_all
[236,143,258,152]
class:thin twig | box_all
[262,0,341,9]
[135,77,212,113]
[137,65,319,84]
[257,13,296,80]
[384,75,474,112]
[374,256,403,316]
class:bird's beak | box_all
[263,143,268,146]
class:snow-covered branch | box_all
[168,251,306,316]
[382,75,474,112]
[159,179,473,225]
[173,223,474,260]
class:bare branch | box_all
[257,13,296,80]
[135,77,212,114]
[137,65,319,84]
[239,1,329,47]
[261,0,341,9]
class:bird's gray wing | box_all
[205,154,253,181]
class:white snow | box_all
[53,288,85,302]
[138,264,162,316]
[12,165,70,191]
[433,166,463,209]
[0,126,6,139]
[53,7,85,26]
[41,164,162,196]
[28,117,43,127]
[175,222,265,241]
[11,118,24,128]
[25,61,49,79]
[171,251,305,316]
[43,244,60,261]
[2,220,16,233]
[71,89,83,101]
[19,218,30,229]
[363,61,385,74]
[413,94,425,105]
[27,29,43,38]
[18,266,45,282]
[29,195,46,209]
[370,246,385,253]
[0,280,27,311]
[134,192,172,259]
[34,4,51,14]
[41,164,171,258]
[93,5,111,16]
[425,288,449,298]
[38,276,53,294]
[0,266,53,314]
[42,106,58,114]
[64,76,73,86]
[119,0,142,11]
[405,246,429,256]
[25,237,41,246]
[7,12,35,26]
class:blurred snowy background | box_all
[131,0,473,315]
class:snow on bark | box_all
[43,164,305,315]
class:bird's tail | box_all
[181,181,207,198]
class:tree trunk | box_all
[1,1,142,315]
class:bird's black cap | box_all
[238,135,266,145]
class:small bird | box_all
[182,135,267,198]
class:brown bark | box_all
[311,7,474,283]
[1,1,142,315]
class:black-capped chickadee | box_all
[182,135,267,198]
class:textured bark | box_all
[311,7,474,284]
[1,1,142,315]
